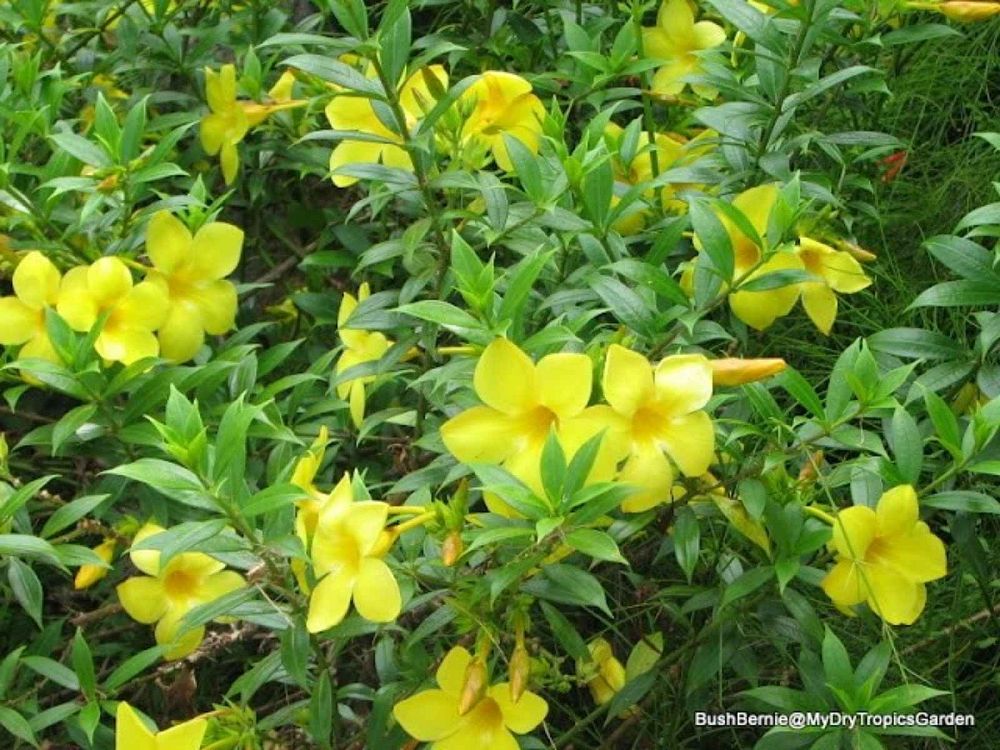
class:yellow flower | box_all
[0,251,63,363]
[394,646,548,749]
[642,0,727,99]
[116,523,246,659]
[242,69,303,126]
[336,283,391,427]
[56,257,169,366]
[599,345,715,513]
[306,500,401,632]
[440,338,617,516]
[706,184,804,331]
[580,639,627,706]
[821,485,947,625]
[143,211,244,362]
[115,702,207,750]
[325,66,448,187]
[909,1,1000,21]
[710,357,787,386]
[74,538,116,590]
[200,65,248,185]
[460,71,545,171]
[795,236,872,335]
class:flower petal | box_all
[399,65,448,118]
[342,501,390,554]
[603,345,654,417]
[876,524,947,584]
[13,251,60,309]
[56,267,99,331]
[189,222,244,280]
[0,297,38,345]
[489,685,549,734]
[801,283,837,335]
[155,716,208,750]
[329,139,386,188]
[191,279,238,335]
[88,257,133,307]
[158,301,205,363]
[618,442,674,513]
[864,565,923,625]
[196,570,246,609]
[115,703,157,750]
[19,332,61,364]
[392,689,461,742]
[693,20,726,50]
[535,352,592,418]
[732,184,779,240]
[436,646,473,695]
[205,64,237,114]
[117,576,168,624]
[129,523,164,575]
[352,556,401,622]
[831,505,877,561]
[658,410,715,477]
[875,484,918,537]
[146,211,193,275]
[473,338,536,414]
[653,354,713,415]
[155,609,205,660]
[651,58,696,97]
[117,280,170,331]
[821,559,866,609]
[307,567,355,633]
[220,140,240,185]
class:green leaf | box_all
[923,235,998,281]
[539,601,589,660]
[673,507,700,582]
[21,656,79,691]
[283,54,382,96]
[603,670,657,725]
[0,475,57,525]
[689,199,734,281]
[783,66,879,112]
[911,280,1000,308]
[522,564,611,615]
[868,327,965,360]
[890,407,923,484]
[0,706,37,748]
[396,300,482,332]
[49,132,111,167]
[41,494,108,538]
[589,275,656,336]
[52,403,98,455]
[309,670,333,748]
[72,629,97,700]
[7,558,43,629]
[821,627,854,691]
[103,647,163,690]
[539,430,566,504]
[922,491,1000,515]
[719,565,772,609]
[0,535,61,566]
[565,529,627,564]
[779,368,826,419]
[242,483,305,517]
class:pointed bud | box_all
[835,239,877,263]
[74,539,116,590]
[798,451,824,482]
[921,1,1000,22]
[457,658,488,716]
[711,358,787,387]
[508,643,531,703]
[370,529,398,558]
[441,531,463,567]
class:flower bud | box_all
[711,357,787,386]
[798,451,824,482]
[74,538,116,590]
[835,239,878,263]
[457,657,488,716]
[441,530,463,567]
[508,643,531,703]
[934,1,1000,22]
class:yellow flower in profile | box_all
[821,485,947,625]
[598,346,715,513]
[306,500,401,632]
[710,357,787,386]
[394,646,548,749]
[0,251,63,363]
[909,0,1000,21]
[704,184,804,331]
[74,538,116,590]
[460,71,546,170]
[57,257,169,365]
[325,66,448,187]
[795,236,872,335]
[336,283,391,427]
[115,702,206,750]
[440,338,617,516]
[642,0,727,99]
[116,523,246,659]
[143,211,244,362]
[200,65,304,185]
[580,639,626,706]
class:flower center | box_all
[524,405,558,443]
[631,406,664,443]
[164,569,197,598]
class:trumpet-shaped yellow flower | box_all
[795,236,872,335]
[821,485,947,625]
[0,251,62,363]
[57,257,169,365]
[200,65,304,185]
[394,646,548,750]
[306,500,401,632]
[909,0,1000,21]
[115,702,207,750]
[74,538,116,590]
[642,0,727,99]
[336,283,391,427]
[116,523,246,659]
[707,184,804,331]
[599,345,715,513]
[325,66,448,187]
[580,639,627,706]
[710,357,787,386]
[441,338,617,516]
[143,211,244,362]
[460,71,545,171]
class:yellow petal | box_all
[653,354,713,415]
[821,559,866,609]
[831,505,877,561]
[57,267,99,331]
[155,609,205,660]
[88,257,133,307]
[130,522,165,575]
[195,570,246,608]
[619,442,674,513]
[220,140,240,185]
[343,501,389,554]
[325,95,391,135]
[399,65,449,118]
[307,567,356,632]
[693,20,726,50]
[0,297,38,345]
[205,64,237,113]
[268,70,297,102]
[864,565,923,625]
[474,338,536,414]
[875,485,918,537]
[799,237,871,294]
[651,58,695,97]
[731,184,779,240]
[117,280,170,331]
[658,410,714,476]
[437,646,474,695]
[158,301,205,363]
[445,702,515,750]
[657,0,696,42]
[116,576,168,624]
[801,283,837,335]
[190,279,238,335]
[393,690,462,742]
[13,251,60,309]
[199,112,232,156]
[189,221,244,280]
[19,332,61,364]
[155,716,208,750]
[381,143,415,172]
[146,211,193,274]
[96,325,160,365]
[876,520,947,584]
[535,352,592,418]
[349,380,366,428]
[489,685,549,734]
[603,345,654,417]
[329,139,386,187]
[642,27,675,61]
[115,703,157,750]
[352,556,401,622]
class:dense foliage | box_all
[1,1,999,748]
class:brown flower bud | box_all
[441,531,463,567]
[457,658,488,716]
[711,358,787,386]
[798,451,824,482]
